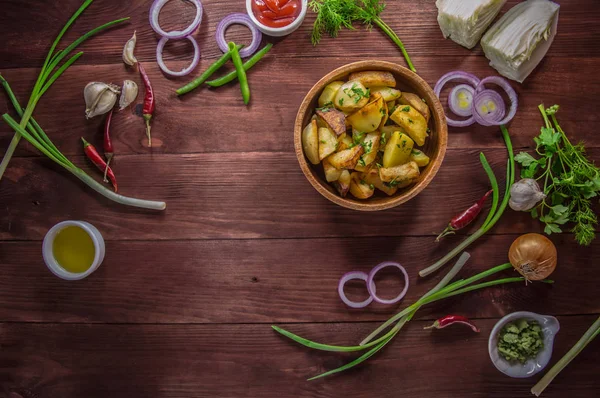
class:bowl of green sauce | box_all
[488,311,560,378]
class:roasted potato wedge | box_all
[383,131,414,168]
[318,127,338,160]
[323,157,343,182]
[347,94,385,133]
[333,170,351,197]
[363,168,398,196]
[390,105,428,146]
[334,81,370,112]
[337,134,353,151]
[410,149,430,167]
[327,145,364,169]
[379,161,420,184]
[318,81,344,108]
[302,119,319,165]
[316,108,346,137]
[349,172,375,199]
[355,132,381,171]
[348,71,396,88]
[371,86,402,102]
[398,92,431,122]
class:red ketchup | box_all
[252,0,302,28]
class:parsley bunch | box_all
[515,104,600,245]
[309,0,415,72]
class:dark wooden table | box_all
[1,1,599,397]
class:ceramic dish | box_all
[488,311,560,378]
[294,60,448,211]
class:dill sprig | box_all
[309,0,415,72]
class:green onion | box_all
[531,316,600,396]
[272,249,552,379]
[0,0,128,180]
[418,125,515,277]
[0,1,165,210]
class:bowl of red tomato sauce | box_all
[246,0,308,37]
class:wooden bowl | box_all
[294,60,448,211]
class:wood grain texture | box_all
[0,235,598,324]
[2,148,599,241]
[1,56,599,158]
[1,316,599,398]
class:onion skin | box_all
[508,233,557,281]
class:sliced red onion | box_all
[215,13,262,58]
[434,71,480,128]
[366,262,409,305]
[149,0,203,40]
[448,84,474,118]
[472,89,506,127]
[156,34,200,77]
[474,76,518,126]
[338,271,375,309]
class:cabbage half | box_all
[482,0,560,83]
[436,0,507,49]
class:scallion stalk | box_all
[0,0,129,180]
[419,125,515,277]
[531,316,600,396]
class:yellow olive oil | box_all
[52,226,95,273]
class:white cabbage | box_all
[482,0,560,83]
[436,0,507,49]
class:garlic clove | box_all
[84,82,120,119]
[123,31,138,66]
[509,178,547,211]
[119,80,139,110]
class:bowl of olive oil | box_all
[42,220,105,280]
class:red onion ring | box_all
[434,71,480,128]
[474,76,518,126]
[156,34,200,76]
[366,262,409,305]
[149,0,203,40]
[448,84,475,118]
[472,89,506,127]
[338,271,375,309]
[215,13,262,58]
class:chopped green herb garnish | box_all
[369,184,375,190]
[408,118,414,124]
[411,149,420,155]
[317,101,333,111]
[402,106,410,112]
[320,140,326,144]
[358,157,366,167]
[338,98,344,106]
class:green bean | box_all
[175,44,243,96]
[228,42,250,105]
[206,43,273,88]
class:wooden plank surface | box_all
[0,0,599,397]
[1,317,598,398]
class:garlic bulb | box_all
[123,31,138,66]
[509,178,546,211]
[84,82,120,119]
[119,80,138,110]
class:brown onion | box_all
[508,233,557,281]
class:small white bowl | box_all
[488,311,560,378]
[246,0,308,37]
[42,220,105,281]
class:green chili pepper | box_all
[206,43,273,88]
[175,44,243,96]
[228,42,250,105]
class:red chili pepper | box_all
[103,109,114,182]
[424,315,480,333]
[82,137,118,192]
[138,63,155,147]
[435,189,493,242]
